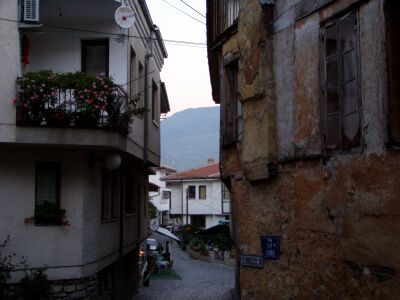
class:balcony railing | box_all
[16,71,141,135]
[208,0,240,44]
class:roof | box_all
[162,162,220,181]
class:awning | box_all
[155,226,181,242]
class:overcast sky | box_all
[146,0,218,116]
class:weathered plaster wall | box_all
[219,0,400,298]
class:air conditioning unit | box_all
[23,0,39,22]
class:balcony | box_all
[16,71,143,135]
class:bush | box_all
[18,269,50,300]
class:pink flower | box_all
[40,88,43,92]
[80,95,84,99]
[41,83,46,87]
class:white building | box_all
[149,166,176,226]
[163,160,231,229]
[0,0,169,298]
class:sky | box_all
[146,0,218,115]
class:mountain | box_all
[161,106,220,171]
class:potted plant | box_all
[34,201,67,226]
[45,106,71,127]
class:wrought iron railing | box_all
[16,73,133,135]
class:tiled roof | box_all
[162,162,220,181]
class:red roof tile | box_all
[162,162,220,181]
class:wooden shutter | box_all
[223,62,238,146]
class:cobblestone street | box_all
[133,235,235,300]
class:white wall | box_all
[0,0,18,142]
[168,179,231,228]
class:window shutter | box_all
[323,22,341,149]
[24,0,39,22]
[340,13,359,147]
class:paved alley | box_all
[133,235,235,300]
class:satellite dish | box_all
[115,5,136,29]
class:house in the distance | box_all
[0,0,168,299]
[163,159,231,229]
[149,166,176,226]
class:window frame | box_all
[320,10,361,152]
[199,185,207,200]
[81,39,109,76]
[101,168,120,223]
[222,57,240,146]
[35,162,62,226]
[188,185,196,199]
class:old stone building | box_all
[207,0,400,298]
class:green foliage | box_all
[0,236,14,299]
[148,201,158,220]
[16,71,144,132]
[18,269,50,300]
[34,201,66,225]
[0,236,50,300]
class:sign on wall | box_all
[240,254,264,269]
[260,236,280,260]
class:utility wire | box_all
[178,0,206,18]
[160,0,206,25]
[0,18,206,46]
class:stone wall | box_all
[213,0,400,298]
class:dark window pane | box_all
[340,14,355,52]
[343,111,358,142]
[326,86,339,114]
[188,186,196,199]
[342,50,356,83]
[325,23,338,57]
[343,80,357,115]
[82,40,108,76]
[36,165,58,205]
[326,114,341,148]
[326,58,339,86]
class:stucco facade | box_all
[207,0,400,298]
[0,0,169,299]
[164,162,231,229]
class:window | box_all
[102,169,120,222]
[139,62,144,104]
[35,162,61,225]
[386,0,400,143]
[129,48,137,98]
[223,59,240,145]
[125,173,136,215]
[223,184,230,200]
[162,191,171,199]
[191,215,205,229]
[199,186,206,199]
[321,12,360,150]
[81,40,109,76]
[152,81,158,123]
[188,186,196,199]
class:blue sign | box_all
[260,236,280,260]
[240,254,264,269]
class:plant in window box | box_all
[33,201,69,226]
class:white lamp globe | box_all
[104,153,122,170]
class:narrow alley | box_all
[133,235,235,300]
